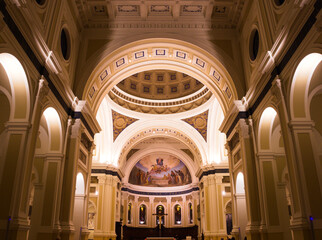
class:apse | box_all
[128,153,192,187]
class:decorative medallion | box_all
[150,5,170,13]
[117,5,139,13]
[182,111,208,141]
[112,110,138,141]
[182,5,203,13]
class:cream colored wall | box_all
[0,1,321,240]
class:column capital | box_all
[215,175,223,184]
[236,119,251,139]
[70,119,84,138]
[98,175,107,184]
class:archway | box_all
[74,172,87,240]
[235,172,247,240]
[0,53,31,229]
[257,107,291,239]
[289,53,322,236]
[82,39,240,115]
[0,53,30,121]
[224,201,232,236]
[29,107,63,239]
[87,38,237,240]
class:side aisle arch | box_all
[290,53,322,119]
[0,52,30,122]
[288,52,322,235]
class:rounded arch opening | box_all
[0,53,30,121]
[156,204,165,225]
[139,203,147,225]
[236,172,245,194]
[82,39,241,115]
[258,107,278,151]
[290,53,322,119]
[174,203,182,225]
[43,107,62,152]
[75,172,85,195]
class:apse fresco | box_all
[129,154,192,187]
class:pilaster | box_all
[237,119,261,240]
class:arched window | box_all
[139,204,146,224]
[156,205,165,225]
[128,203,132,224]
[174,204,181,225]
[189,202,193,224]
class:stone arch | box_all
[0,53,30,121]
[81,39,240,115]
[234,171,246,239]
[289,52,322,222]
[290,53,322,119]
[42,107,63,152]
[73,171,87,240]
[257,106,291,238]
[97,115,206,168]
[29,107,64,239]
[258,107,278,151]
[78,34,243,96]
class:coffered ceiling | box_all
[74,0,245,29]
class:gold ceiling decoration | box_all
[182,110,209,141]
[108,88,212,114]
[112,110,139,141]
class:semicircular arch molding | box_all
[0,52,30,121]
[82,39,239,114]
[43,107,63,152]
[115,121,207,168]
[290,52,322,120]
[80,34,242,92]
[258,107,278,151]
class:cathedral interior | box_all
[0,0,321,240]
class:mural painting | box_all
[129,154,192,187]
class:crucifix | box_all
[153,207,168,237]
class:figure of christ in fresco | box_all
[129,154,192,187]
